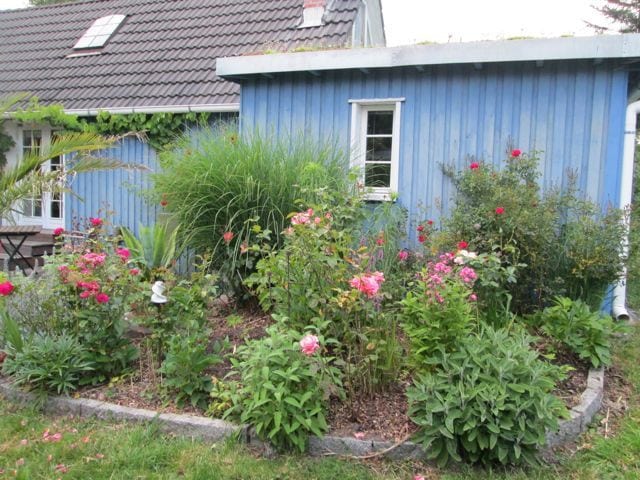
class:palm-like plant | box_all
[0,95,139,223]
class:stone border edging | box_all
[0,367,604,458]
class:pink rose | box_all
[397,250,409,261]
[459,266,477,284]
[350,272,385,298]
[89,217,103,227]
[223,231,234,244]
[0,281,15,296]
[116,247,130,262]
[129,268,140,276]
[469,162,480,170]
[511,149,521,157]
[95,293,110,304]
[495,206,505,215]
[299,334,320,356]
[53,227,64,237]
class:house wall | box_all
[66,137,158,236]
[237,60,628,232]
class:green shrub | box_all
[400,253,478,367]
[2,333,94,396]
[535,296,620,368]
[5,222,141,386]
[246,191,403,395]
[407,326,568,467]
[159,334,223,410]
[246,189,364,337]
[226,325,342,452]
[439,151,625,312]
[152,127,349,294]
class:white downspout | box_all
[611,100,640,320]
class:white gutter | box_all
[612,100,640,320]
[63,103,240,117]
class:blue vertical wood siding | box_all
[238,60,628,230]
[66,137,158,236]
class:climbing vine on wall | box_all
[9,98,213,151]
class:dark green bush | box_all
[407,326,568,466]
[439,151,625,312]
[225,325,341,452]
[534,296,620,368]
[152,127,349,294]
[159,334,223,409]
[2,333,94,396]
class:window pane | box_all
[22,199,33,216]
[367,111,393,135]
[366,137,392,162]
[51,201,61,218]
[365,163,391,188]
[50,156,62,171]
[33,199,42,217]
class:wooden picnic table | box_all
[0,225,41,275]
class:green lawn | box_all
[1,324,639,480]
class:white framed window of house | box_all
[19,128,65,229]
[349,98,403,201]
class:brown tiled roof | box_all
[0,0,361,110]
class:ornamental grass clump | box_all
[152,126,349,294]
[407,326,569,467]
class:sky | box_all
[0,0,614,46]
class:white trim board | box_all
[217,34,640,78]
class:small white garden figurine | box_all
[151,280,168,304]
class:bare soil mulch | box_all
[70,307,596,444]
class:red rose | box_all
[495,207,505,215]
[417,225,424,232]
[89,217,103,227]
[427,220,434,225]
[160,199,168,207]
[457,241,468,250]
[53,227,64,237]
[418,234,426,243]
[511,149,521,157]
[222,231,234,244]
[470,162,480,170]
[0,281,14,296]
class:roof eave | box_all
[217,33,640,79]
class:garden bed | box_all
[50,307,591,443]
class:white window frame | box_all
[18,126,65,229]
[349,98,403,201]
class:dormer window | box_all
[73,14,126,50]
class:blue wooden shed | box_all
[217,34,640,318]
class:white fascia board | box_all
[217,34,640,78]
[62,104,240,117]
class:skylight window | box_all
[73,14,126,50]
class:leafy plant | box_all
[2,333,94,396]
[120,223,181,279]
[535,296,621,368]
[407,326,568,467]
[159,334,223,410]
[226,326,341,452]
[400,252,478,368]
